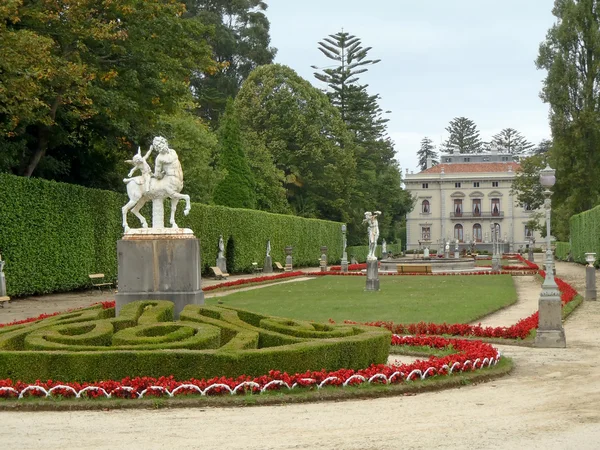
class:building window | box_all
[472,199,481,216]
[421,226,431,241]
[421,200,430,214]
[523,203,533,211]
[445,158,452,162]
[473,182,479,188]
[463,157,470,162]
[525,226,534,240]
[473,224,482,242]
[454,199,463,216]
[454,224,464,242]
[491,223,501,240]
[491,198,500,216]
[455,182,461,188]
[422,183,429,189]
[492,181,499,187]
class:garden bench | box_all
[0,296,9,307]
[396,264,432,274]
[252,262,263,274]
[274,262,285,271]
[88,273,114,292]
[210,266,229,280]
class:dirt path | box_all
[2,257,600,449]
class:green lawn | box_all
[206,275,517,324]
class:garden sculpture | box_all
[266,240,271,257]
[218,235,225,259]
[363,211,381,260]
[122,136,191,232]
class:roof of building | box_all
[420,162,521,174]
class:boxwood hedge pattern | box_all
[0,300,391,383]
[0,173,344,296]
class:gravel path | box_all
[2,256,600,449]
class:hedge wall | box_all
[0,301,391,382]
[0,174,343,296]
[554,242,571,261]
[347,243,402,263]
[569,205,600,264]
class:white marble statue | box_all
[218,235,225,259]
[122,136,191,233]
[382,239,387,254]
[266,240,271,257]
[363,211,381,260]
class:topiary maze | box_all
[0,301,391,383]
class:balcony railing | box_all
[450,211,504,219]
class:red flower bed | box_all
[0,336,500,400]
[329,263,368,271]
[313,270,514,277]
[203,271,306,291]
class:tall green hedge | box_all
[0,174,343,296]
[569,205,600,264]
[554,242,571,261]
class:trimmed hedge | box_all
[347,243,402,263]
[0,173,343,296]
[569,205,600,265]
[554,242,571,261]
[0,301,391,382]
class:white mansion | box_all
[404,152,541,253]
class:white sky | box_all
[264,0,555,173]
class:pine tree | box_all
[442,117,482,154]
[213,101,257,209]
[533,138,552,155]
[417,137,439,171]
[491,128,533,155]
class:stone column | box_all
[320,246,328,272]
[586,266,596,301]
[285,246,293,271]
[365,258,380,291]
[263,255,273,274]
[152,198,165,229]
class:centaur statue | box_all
[121,136,191,233]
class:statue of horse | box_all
[121,137,191,233]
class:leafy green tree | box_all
[235,64,357,221]
[442,117,482,154]
[417,137,439,171]
[0,0,215,187]
[213,101,257,209]
[537,0,600,233]
[183,0,277,127]
[491,128,534,155]
[510,154,547,211]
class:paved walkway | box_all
[2,255,600,449]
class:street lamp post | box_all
[535,165,566,347]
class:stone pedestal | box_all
[382,251,388,260]
[263,255,273,274]
[454,251,459,259]
[341,259,349,273]
[285,254,293,271]
[0,271,6,297]
[586,266,596,301]
[535,292,566,348]
[365,258,380,291]
[216,256,227,274]
[116,232,204,319]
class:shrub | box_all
[0,301,391,382]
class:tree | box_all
[417,137,439,170]
[533,138,552,155]
[442,117,482,154]
[235,64,357,221]
[490,128,534,155]
[510,154,547,211]
[537,0,600,235]
[312,31,380,125]
[183,0,277,127]
[213,101,257,209]
[0,0,215,186]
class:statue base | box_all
[124,228,194,239]
[365,258,380,291]
[263,256,273,273]
[0,272,6,297]
[216,256,227,274]
[116,234,204,319]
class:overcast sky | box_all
[264,1,555,174]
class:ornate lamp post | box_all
[535,165,566,347]
[491,223,500,272]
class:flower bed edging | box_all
[0,336,501,401]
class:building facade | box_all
[404,152,541,253]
